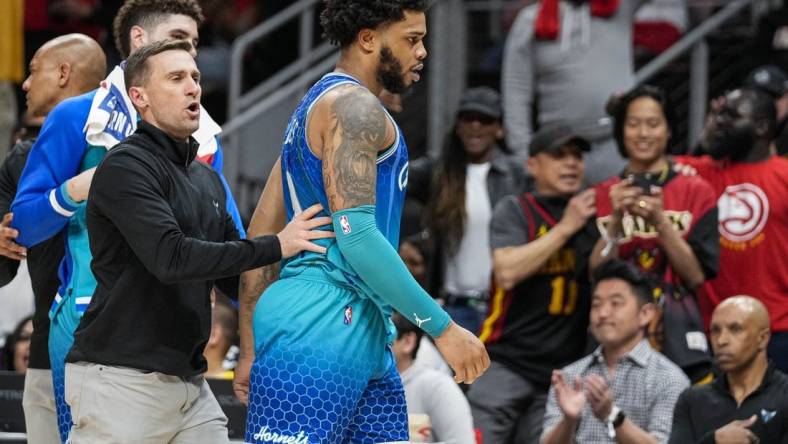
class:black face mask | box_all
[377,46,407,94]
[706,109,757,161]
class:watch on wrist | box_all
[605,405,626,439]
[612,408,625,428]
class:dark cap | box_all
[530,123,591,156]
[457,86,502,119]
[746,65,788,98]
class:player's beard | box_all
[707,121,756,161]
[377,46,407,94]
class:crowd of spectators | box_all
[2,0,788,443]
[396,58,788,441]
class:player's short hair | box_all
[611,85,676,159]
[320,0,428,47]
[592,259,653,306]
[124,39,193,89]
[392,312,423,360]
[113,0,204,59]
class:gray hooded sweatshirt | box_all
[502,0,647,184]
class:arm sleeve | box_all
[90,152,281,284]
[647,371,690,443]
[214,204,245,300]
[686,207,719,280]
[502,9,535,159]
[489,195,530,249]
[332,205,450,338]
[540,383,564,442]
[209,139,246,238]
[11,101,88,247]
[668,390,701,444]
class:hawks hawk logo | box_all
[717,183,769,242]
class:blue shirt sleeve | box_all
[210,138,246,238]
[11,95,90,247]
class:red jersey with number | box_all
[676,155,788,331]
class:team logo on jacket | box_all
[718,183,769,242]
[344,305,353,325]
[761,409,777,424]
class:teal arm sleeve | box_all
[333,205,451,338]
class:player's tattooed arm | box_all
[323,87,390,211]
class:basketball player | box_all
[237,1,489,442]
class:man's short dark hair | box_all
[392,312,423,360]
[593,259,653,306]
[320,0,428,47]
[113,0,204,59]
[124,39,193,89]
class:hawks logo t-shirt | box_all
[676,155,788,331]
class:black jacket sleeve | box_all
[213,209,245,300]
[0,142,30,286]
[90,151,282,284]
[669,389,715,444]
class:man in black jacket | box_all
[64,40,333,443]
[670,296,788,444]
[0,33,106,443]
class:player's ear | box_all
[357,28,378,54]
[128,86,149,112]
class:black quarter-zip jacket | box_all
[67,121,281,377]
[669,363,788,443]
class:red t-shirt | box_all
[676,155,788,331]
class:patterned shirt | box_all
[542,340,689,443]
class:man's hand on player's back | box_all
[434,321,490,384]
[276,203,334,258]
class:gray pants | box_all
[65,362,229,444]
[22,368,60,444]
[467,361,547,444]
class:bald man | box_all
[0,33,105,444]
[669,296,788,444]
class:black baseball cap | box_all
[457,86,502,120]
[745,65,788,98]
[529,123,591,156]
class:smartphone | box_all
[627,173,652,195]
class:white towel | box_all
[84,65,222,157]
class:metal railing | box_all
[634,0,759,148]
[221,0,774,208]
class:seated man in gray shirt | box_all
[541,259,689,444]
[391,312,476,444]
